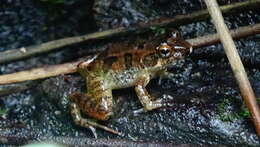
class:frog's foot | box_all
[70,103,123,137]
[133,99,169,114]
[135,75,169,112]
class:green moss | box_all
[238,106,250,118]
[237,97,260,118]
[150,26,166,36]
[257,97,260,103]
[217,97,252,122]
[0,108,8,117]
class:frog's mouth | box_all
[171,45,192,60]
[166,45,192,68]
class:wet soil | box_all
[0,0,260,146]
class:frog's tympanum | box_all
[69,31,192,135]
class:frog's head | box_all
[156,31,192,64]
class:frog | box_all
[69,31,192,136]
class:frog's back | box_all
[88,43,158,73]
[86,44,161,89]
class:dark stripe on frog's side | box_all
[103,56,118,71]
[142,53,159,67]
[124,53,132,69]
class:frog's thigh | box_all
[70,91,113,121]
[70,102,121,137]
[134,75,163,111]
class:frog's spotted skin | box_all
[69,31,192,135]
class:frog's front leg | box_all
[134,74,164,112]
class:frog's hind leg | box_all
[69,92,122,136]
[70,102,97,138]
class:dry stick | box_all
[0,23,259,85]
[38,137,180,146]
[0,59,83,85]
[0,0,260,64]
[0,131,181,146]
[204,0,260,136]
[190,23,260,48]
[0,82,34,97]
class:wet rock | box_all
[0,0,95,74]
[93,0,249,30]
[93,0,217,29]
[1,0,260,146]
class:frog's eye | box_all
[156,43,171,58]
[160,49,170,57]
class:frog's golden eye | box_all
[156,43,171,58]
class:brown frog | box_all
[69,31,192,136]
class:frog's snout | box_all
[182,45,192,57]
[182,41,193,56]
[189,46,193,54]
[172,41,193,57]
[167,34,192,56]
[182,40,193,55]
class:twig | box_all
[0,132,190,146]
[37,137,187,147]
[0,0,260,64]
[0,60,80,85]
[190,24,260,48]
[0,128,34,145]
[0,135,31,145]
[0,23,259,85]
[0,82,34,97]
[204,0,260,136]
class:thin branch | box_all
[0,23,259,85]
[190,24,260,48]
[204,0,260,136]
[0,60,80,84]
[0,128,34,145]
[0,82,34,97]
[0,0,260,64]
[37,137,183,147]
[0,131,185,146]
